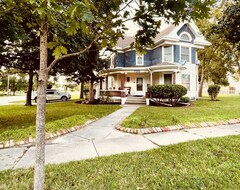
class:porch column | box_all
[149,71,153,86]
[172,72,176,84]
[105,75,108,90]
[120,73,125,90]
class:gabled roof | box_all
[115,21,211,50]
[154,25,176,42]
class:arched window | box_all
[180,33,191,42]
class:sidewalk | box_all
[0,105,240,171]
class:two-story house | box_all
[99,21,210,104]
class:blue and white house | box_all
[99,21,210,103]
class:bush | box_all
[180,96,190,103]
[208,85,221,101]
[148,84,187,106]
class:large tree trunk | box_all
[34,17,48,190]
[198,66,205,97]
[80,82,84,99]
[25,70,34,106]
[89,80,94,102]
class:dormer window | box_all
[136,54,144,65]
[180,32,192,42]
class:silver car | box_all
[32,89,71,102]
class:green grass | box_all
[0,135,240,189]
[0,101,120,142]
[122,96,240,128]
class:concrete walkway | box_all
[0,105,240,171]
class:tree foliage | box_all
[215,0,240,50]
[197,8,239,97]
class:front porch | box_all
[100,71,178,97]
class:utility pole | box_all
[7,73,10,96]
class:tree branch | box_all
[115,0,135,15]
[47,36,99,73]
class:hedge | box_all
[148,84,187,106]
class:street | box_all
[0,95,26,106]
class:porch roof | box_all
[100,63,186,75]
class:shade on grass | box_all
[0,101,120,142]
[121,96,240,128]
[0,135,239,189]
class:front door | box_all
[164,74,172,84]
[136,77,144,95]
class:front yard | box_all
[121,96,240,128]
[0,101,120,142]
[0,135,239,189]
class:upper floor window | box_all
[180,32,192,42]
[181,46,190,63]
[136,54,144,65]
[163,46,173,62]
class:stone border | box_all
[0,120,95,149]
[116,118,240,135]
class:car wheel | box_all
[61,96,68,101]
[34,97,37,103]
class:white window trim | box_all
[180,46,191,64]
[195,50,198,64]
[180,32,192,42]
[162,46,173,63]
[181,74,191,91]
[136,54,144,66]
[110,53,115,68]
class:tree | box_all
[216,0,240,51]
[0,1,214,189]
[0,4,40,105]
[0,72,28,95]
[197,9,239,97]
[58,42,109,100]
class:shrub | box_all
[148,84,187,106]
[208,85,221,101]
[180,96,190,103]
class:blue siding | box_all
[125,50,136,67]
[191,47,196,64]
[152,47,162,65]
[177,24,195,43]
[174,45,180,63]
[144,50,152,66]
[117,53,125,67]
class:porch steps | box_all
[125,96,146,105]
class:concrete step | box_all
[125,96,146,104]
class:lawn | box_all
[121,96,240,128]
[0,101,120,142]
[0,135,239,189]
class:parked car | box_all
[32,89,71,102]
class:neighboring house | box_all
[98,21,211,104]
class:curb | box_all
[116,118,240,135]
[0,120,95,149]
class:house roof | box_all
[115,21,211,50]
[154,25,176,42]
[116,36,135,49]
